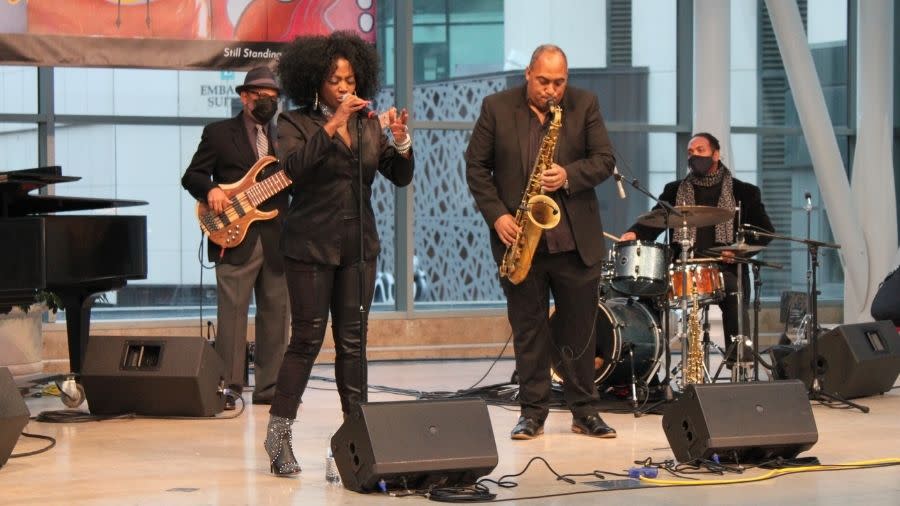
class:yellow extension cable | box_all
[640,458,900,487]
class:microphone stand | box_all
[804,193,813,325]
[356,115,368,405]
[744,227,868,413]
[619,174,682,416]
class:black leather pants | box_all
[270,219,376,419]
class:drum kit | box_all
[551,203,784,411]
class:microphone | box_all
[804,191,812,212]
[358,105,377,119]
[613,166,627,199]
[339,94,377,119]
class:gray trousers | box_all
[215,238,289,397]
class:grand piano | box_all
[0,166,148,374]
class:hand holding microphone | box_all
[333,94,373,125]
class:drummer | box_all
[618,132,774,366]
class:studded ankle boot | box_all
[264,415,301,476]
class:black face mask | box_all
[251,96,278,123]
[688,155,714,176]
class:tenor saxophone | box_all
[499,101,562,284]
[683,272,705,385]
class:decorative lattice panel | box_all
[368,78,511,303]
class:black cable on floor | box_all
[9,432,56,458]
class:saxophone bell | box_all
[525,194,561,230]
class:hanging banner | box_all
[0,0,377,69]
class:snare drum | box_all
[611,240,669,296]
[668,264,724,306]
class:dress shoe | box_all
[571,414,617,438]
[510,416,544,440]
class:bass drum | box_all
[551,298,662,388]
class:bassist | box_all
[181,66,290,410]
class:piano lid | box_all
[0,166,147,217]
[0,166,79,188]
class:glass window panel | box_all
[0,66,38,114]
[731,0,759,127]
[55,68,247,118]
[449,0,503,23]
[449,25,503,78]
[633,0,678,124]
[52,123,219,318]
[757,134,846,301]
[608,131,674,241]
[0,122,39,170]
[758,1,849,129]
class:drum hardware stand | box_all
[626,342,639,409]
[744,226,868,413]
[749,259,783,379]
[619,174,683,404]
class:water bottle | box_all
[325,436,341,484]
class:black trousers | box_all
[502,250,603,422]
[718,264,751,353]
[270,218,376,419]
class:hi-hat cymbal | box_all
[708,242,766,255]
[635,205,733,229]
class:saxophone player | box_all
[465,45,618,440]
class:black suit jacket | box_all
[465,85,616,267]
[277,109,414,265]
[181,112,288,266]
[627,176,775,259]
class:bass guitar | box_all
[196,155,291,249]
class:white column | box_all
[693,0,731,162]
[764,0,868,317]
[851,0,897,322]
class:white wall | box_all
[503,0,606,70]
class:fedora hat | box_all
[236,66,280,94]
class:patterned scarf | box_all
[673,163,736,245]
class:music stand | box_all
[745,226,868,413]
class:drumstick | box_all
[603,231,622,242]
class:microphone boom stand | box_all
[745,227,868,413]
[616,173,683,417]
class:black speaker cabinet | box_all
[331,398,498,492]
[781,321,900,399]
[662,380,818,464]
[1,367,30,467]
[81,336,225,417]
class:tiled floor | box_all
[3,358,900,505]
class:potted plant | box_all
[0,290,60,383]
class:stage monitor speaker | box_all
[662,380,818,464]
[81,336,225,417]
[0,367,30,468]
[780,321,900,399]
[331,398,498,492]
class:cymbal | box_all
[635,205,734,229]
[708,242,766,255]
